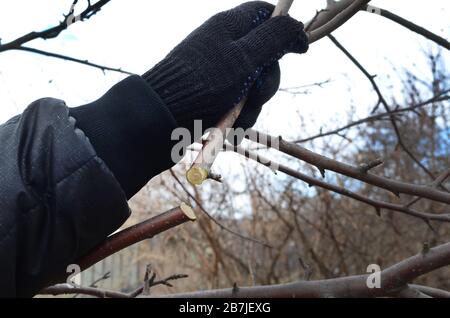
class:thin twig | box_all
[41,272,188,298]
[248,130,450,204]
[227,143,450,223]
[294,92,450,143]
[170,169,272,248]
[328,34,437,180]
[0,0,131,75]
[15,46,134,75]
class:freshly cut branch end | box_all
[186,166,209,186]
[180,202,197,221]
[184,0,294,186]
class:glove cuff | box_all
[69,75,178,198]
[143,57,207,128]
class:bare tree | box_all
[1,0,449,298]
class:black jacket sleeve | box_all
[0,75,178,297]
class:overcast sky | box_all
[0,1,448,183]
[0,1,447,120]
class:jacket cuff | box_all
[69,75,179,198]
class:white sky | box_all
[0,1,448,180]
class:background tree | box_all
[1,0,449,298]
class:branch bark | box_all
[156,241,450,298]
[76,204,196,271]
[225,143,450,223]
[247,130,450,204]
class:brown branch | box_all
[227,143,450,223]
[41,272,188,298]
[362,4,450,51]
[76,204,196,271]
[247,130,450,204]
[156,241,450,298]
[53,147,446,299]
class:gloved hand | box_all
[143,1,309,133]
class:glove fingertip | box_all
[271,16,309,54]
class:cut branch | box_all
[186,0,294,186]
[187,0,371,186]
[76,204,196,271]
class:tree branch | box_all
[327,34,439,180]
[14,46,134,75]
[156,241,450,298]
[226,143,450,223]
[186,0,373,186]
[307,0,371,43]
[0,0,132,75]
[40,272,188,298]
[362,4,450,51]
[247,130,450,204]
[170,169,271,248]
[0,0,110,51]
[294,92,450,143]
[76,204,196,271]
[408,284,450,298]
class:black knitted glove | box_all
[143,1,308,133]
